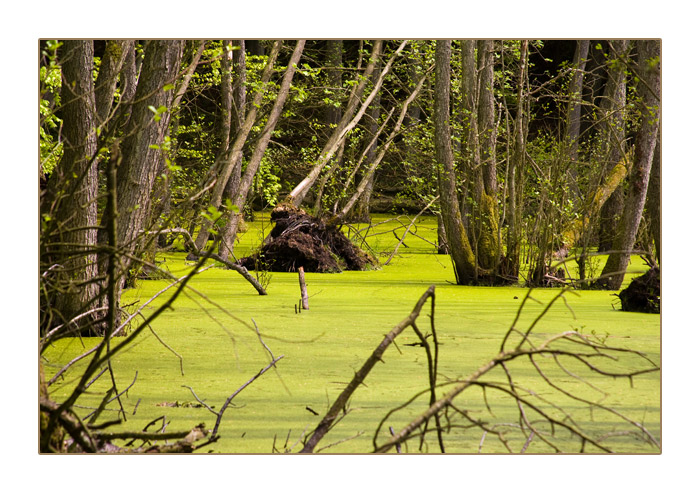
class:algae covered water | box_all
[43,214,660,453]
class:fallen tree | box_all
[618,266,660,314]
[239,204,375,273]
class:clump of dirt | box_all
[618,266,660,314]
[239,204,375,273]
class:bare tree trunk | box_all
[286,41,409,207]
[107,40,184,299]
[216,40,306,260]
[193,41,282,252]
[94,40,130,126]
[218,41,247,258]
[597,40,630,252]
[565,40,590,162]
[43,40,100,333]
[149,41,205,261]
[475,40,500,272]
[646,128,661,264]
[435,40,477,284]
[504,40,529,279]
[597,40,660,289]
[459,40,480,238]
[118,41,138,125]
[313,41,346,213]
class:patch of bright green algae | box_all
[43,214,660,453]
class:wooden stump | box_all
[298,266,309,310]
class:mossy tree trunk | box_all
[504,40,528,279]
[436,40,477,284]
[597,40,630,252]
[597,40,660,290]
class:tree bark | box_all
[94,40,130,126]
[459,40,480,235]
[193,41,282,252]
[435,40,477,284]
[504,40,528,279]
[43,40,100,333]
[597,40,630,252]
[565,40,590,162]
[217,41,247,258]
[475,40,500,272]
[106,40,184,297]
[314,40,350,213]
[597,40,660,289]
[646,129,661,264]
[118,41,138,126]
[216,40,306,260]
[286,41,408,207]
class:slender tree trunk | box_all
[286,41,409,207]
[149,41,205,261]
[475,40,500,272]
[314,41,348,213]
[118,41,138,126]
[565,40,590,162]
[597,40,660,289]
[94,40,130,126]
[646,128,661,264]
[216,40,306,260]
[218,41,247,258]
[597,40,630,252]
[43,40,100,333]
[193,41,282,252]
[435,40,477,284]
[459,40,480,238]
[504,40,528,279]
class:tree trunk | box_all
[118,41,139,126]
[597,40,660,290]
[435,40,477,284]
[218,41,247,258]
[193,41,282,252]
[459,40,479,232]
[216,40,306,260]
[565,40,590,162]
[105,40,184,301]
[42,40,100,334]
[504,40,528,279]
[286,41,409,207]
[314,41,349,213]
[94,40,131,126]
[475,40,500,272]
[597,40,630,252]
[646,129,661,264]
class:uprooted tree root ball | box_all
[239,205,376,273]
[618,266,660,314]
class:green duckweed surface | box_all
[43,214,660,453]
